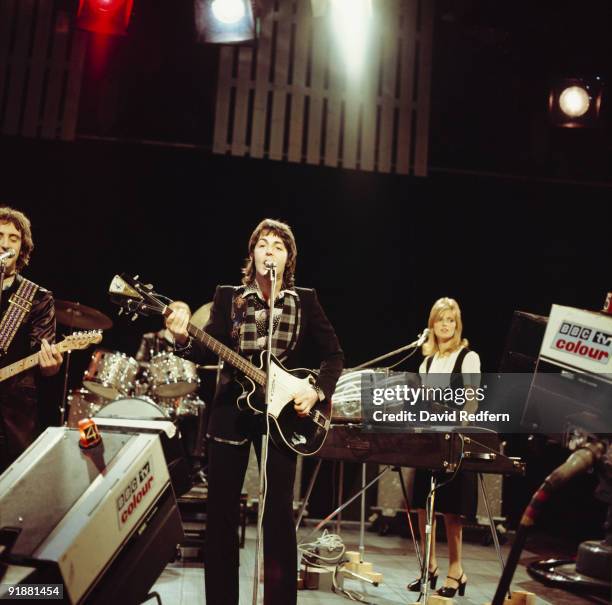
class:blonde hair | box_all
[422,297,469,357]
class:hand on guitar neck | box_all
[39,338,63,377]
[166,307,190,346]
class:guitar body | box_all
[235,352,331,456]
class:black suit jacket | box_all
[188,285,344,443]
[0,275,56,468]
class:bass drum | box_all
[96,397,169,420]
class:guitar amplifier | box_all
[0,426,184,604]
[523,304,612,436]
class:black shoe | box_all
[437,573,467,598]
[407,567,438,592]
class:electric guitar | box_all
[108,274,331,456]
[0,331,102,383]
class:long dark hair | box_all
[241,219,297,289]
[0,207,34,271]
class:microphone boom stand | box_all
[252,265,277,605]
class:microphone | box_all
[416,328,430,347]
[0,249,16,262]
[264,260,277,270]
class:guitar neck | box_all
[186,323,266,386]
[0,340,71,383]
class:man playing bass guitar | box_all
[166,218,343,605]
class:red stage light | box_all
[76,0,134,36]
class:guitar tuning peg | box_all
[134,275,139,280]
[131,313,139,321]
[118,308,124,316]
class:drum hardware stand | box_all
[301,465,392,537]
[59,304,79,426]
[252,264,277,605]
[478,472,506,578]
[297,451,511,600]
[418,475,436,603]
[337,461,345,536]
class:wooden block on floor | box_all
[356,561,373,573]
[345,550,360,563]
[483,590,536,605]
[364,571,383,583]
[400,597,452,605]
[427,595,454,605]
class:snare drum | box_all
[67,388,104,428]
[95,397,169,420]
[83,350,140,399]
[148,352,200,397]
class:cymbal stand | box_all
[59,303,78,426]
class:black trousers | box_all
[204,436,297,605]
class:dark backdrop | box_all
[0,135,610,382]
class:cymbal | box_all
[190,302,213,330]
[55,300,113,330]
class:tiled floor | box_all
[149,524,562,604]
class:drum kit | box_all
[57,299,210,428]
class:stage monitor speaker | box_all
[0,426,184,604]
[498,310,548,373]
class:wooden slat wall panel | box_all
[360,30,380,172]
[378,0,400,173]
[41,14,69,140]
[269,1,292,160]
[2,0,35,136]
[231,46,254,156]
[305,8,327,165]
[287,0,309,162]
[414,0,434,177]
[0,0,18,122]
[213,0,434,176]
[61,30,87,140]
[22,0,53,137]
[0,0,88,141]
[396,0,418,174]
[212,46,235,154]
[250,12,274,159]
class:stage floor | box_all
[148,524,590,604]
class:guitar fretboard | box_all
[0,337,93,383]
[186,323,267,386]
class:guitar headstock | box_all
[63,330,103,350]
[108,274,168,320]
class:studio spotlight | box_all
[549,77,604,128]
[76,0,134,35]
[330,0,372,79]
[194,0,256,45]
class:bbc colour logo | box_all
[554,321,612,365]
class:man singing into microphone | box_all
[0,207,63,472]
[167,218,343,605]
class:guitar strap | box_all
[0,277,39,356]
